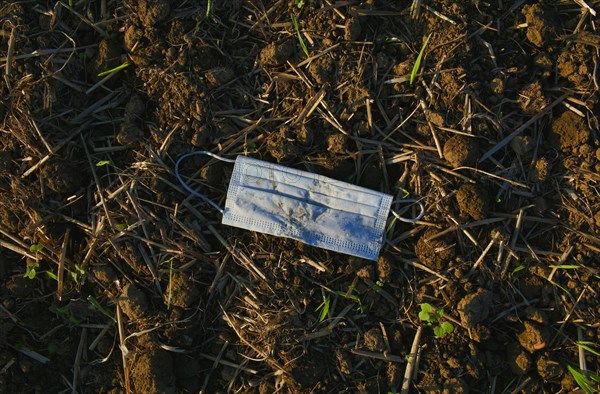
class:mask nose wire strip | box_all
[175,151,235,215]
[390,199,425,223]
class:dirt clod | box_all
[166,272,199,309]
[377,255,393,283]
[336,349,353,375]
[456,184,489,221]
[518,82,548,114]
[138,0,171,27]
[522,4,555,47]
[549,111,589,154]
[517,321,549,353]
[415,229,456,271]
[530,157,550,183]
[536,353,563,380]
[259,41,294,67]
[120,283,150,320]
[507,343,532,375]
[131,349,175,393]
[457,288,493,328]
[363,328,385,352]
[443,135,479,167]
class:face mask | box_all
[175,151,424,261]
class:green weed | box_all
[87,295,116,322]
[512,264,526,274]
[337,286,364,313]
[49,303,80,325]
[97,62,130,77]
[566,364,600,394]
[295,0,305,8]
[576,341,600,357]
[24,244,43,279]
[291,14,309,58]
[410,33,431,85]
[371,280,384,293]
[206,0,212,17]
[315,294,330,322]
[96,160,110,167]
[418,303,454,339]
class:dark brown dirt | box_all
[415,229,456,271]
[456,184,490,221]
[443,135,480,168]
[548,110,590,154]
[1,0,599,393]
[457,288,493,328]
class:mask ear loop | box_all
[175,151,236,215]
[390,199,425,223]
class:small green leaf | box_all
[433,322,454,339]
[30,244,43,253]
[420,303,433,314]
[24,261,39,279]
[512,264,526,274]
[96,160,111,167]
[440,321,454,334]
[418,310,431,323]
[46,271,58,281]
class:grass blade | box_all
[410,33,431,85]
[291,14,309,58]
[97,62,130,77]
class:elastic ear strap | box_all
[175,151,235,214]
[390,199,425,223]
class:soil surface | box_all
[1,1,599,393]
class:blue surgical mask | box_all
[175,152,424,261]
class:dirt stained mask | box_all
[176,152,424,261]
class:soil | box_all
[1,1,599,393]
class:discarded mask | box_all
[175,151,424,261]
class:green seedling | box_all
[337,286,364,313]
[512,264,526,274]
[206,0,212,17]
[46,271,58,281]
[371,280,384,293]
[418,303,454,339]
[49,303,80,325]
[87,295,116,322]
[25,244,43,279]
[315,294,330,323]
[96,160,110,167]
[295,0,305,8]
[71,264,86,283]
[97,62,130,77]
[567,364,600,394]
[410,33,431,85]
[291,14,309,58]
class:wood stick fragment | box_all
[401,326,422,394]
[351,349,405,363]
[57,228,70,301]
